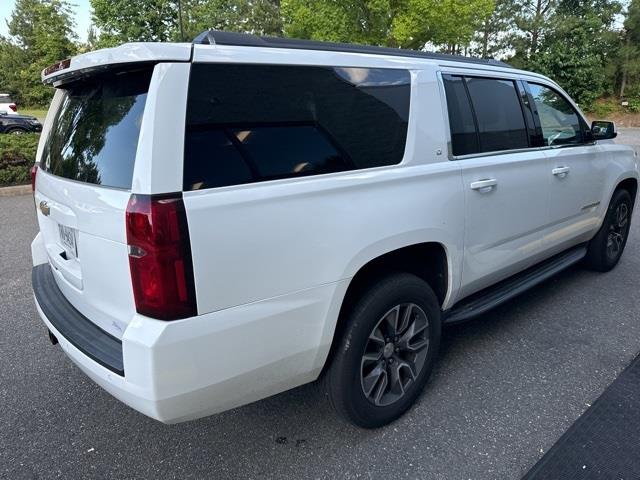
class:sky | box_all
[0,0,92,42]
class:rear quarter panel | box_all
[182,66,465,315]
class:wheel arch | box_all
[616,177,638,204]
[318,241,451,376]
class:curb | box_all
[0,184,32,197]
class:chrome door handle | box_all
[552,166,570,177]
[470,178,497,193]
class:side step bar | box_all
[443,245,588,325]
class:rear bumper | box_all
[31,254,348,424]
[32,264,124,375]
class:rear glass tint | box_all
[184,64,411,190]
[464,77,529,153]
[40,67,152,189]
[0,96,14,104]
[442,75,479,156]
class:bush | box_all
[626,98,640,113]
[0,133,39,187]
[587,98,618,118]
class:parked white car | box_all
[31,32,639,428]
[0,93,18,115]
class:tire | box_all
[584,189,634,272]
[6,128,27,135]
[324,273,441,428]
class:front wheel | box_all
[584,189,633,272]
[324,273,441,428]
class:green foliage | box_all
[587,97,618,117]
[282,0,399,46]
[626,98,640,112]
[91,0,177,46]
[187,0,283,39]
[472,0,519,58]
[523,0,621,108]
[281,0,495,50]
[91,0,283,45]
[392,0,495,51]
[0,0,77,106]
[0,133,39,186]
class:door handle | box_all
[470,178,497,192]
[552,166,570,177]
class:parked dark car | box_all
[0,112,42,134]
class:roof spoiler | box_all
[193,30,512,69]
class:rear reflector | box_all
[30,165,37,192]
[126,193,197,320]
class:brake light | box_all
[30,165,37,192]
[9,104,16,112]
[125,193,197,320]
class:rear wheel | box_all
[6,128,27,135]
[324,273,441,428]
[584,189,633,272]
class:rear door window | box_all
[184,64,411,190]
[464,77,529,153]
[443,75,531,156]
[40,67,152,189]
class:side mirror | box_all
[591,120,617,140]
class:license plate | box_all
[58,224,78,259]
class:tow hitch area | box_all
[48,329,58,345]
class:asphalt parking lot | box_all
[1,132,640,479]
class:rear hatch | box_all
[34,66,153,339]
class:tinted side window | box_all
[184,64,411,190]
[527,83,583,146]
[465,77,529,152]
[443,75,479,156]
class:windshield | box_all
[40,67,152,189]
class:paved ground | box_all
[2,134,640,479]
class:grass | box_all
[19,107,48,120]
[584,97,640,127]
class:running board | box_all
[443,245,588,325]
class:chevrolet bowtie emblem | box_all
[39,200,50,216]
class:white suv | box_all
[0,93,18,114]
[31,31,638,428]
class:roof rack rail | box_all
[192,30,512,68]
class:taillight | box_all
[125,193,197,320]
[30,165,37,192]
[9,104,16,112]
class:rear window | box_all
[0,96,14,104]
[40,67,152,189]
[184,64,411,190]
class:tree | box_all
[618,0,640,98]
[526,0,622,107]
[473,0,518,58]
[392,0,495,53]
[282,0,401,46]
[511,0,555,61]
[91,0,283,45]
[90,0,177,46]
[282,0,494,52]
[2,0,77,106]
[187,0,283,39]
